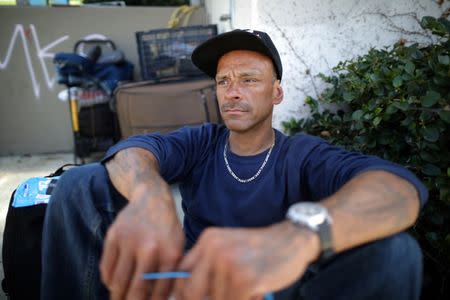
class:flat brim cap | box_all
[191,29,282,80]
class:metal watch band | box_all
[317,220,334,260]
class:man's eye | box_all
[217,80,227,86]
[243,78,257,83]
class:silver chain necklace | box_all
[223,136,275,183]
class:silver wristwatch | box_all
[286,202,334,260]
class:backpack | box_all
[2,164,78,299]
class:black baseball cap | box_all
[191,29,283,80]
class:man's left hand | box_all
[174,221,320,300]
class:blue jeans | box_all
[41,163,423,300]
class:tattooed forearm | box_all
[105,147,170,202]
[322,170,420,252]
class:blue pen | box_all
[142,271,191,280]
[142,272,274,300]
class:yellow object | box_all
[70,98,79,133]
[168,5,199,28]
[0,0,16,5]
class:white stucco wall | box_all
[204,0,450,130]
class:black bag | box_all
[2,164,78,299]
[78,103,116,138]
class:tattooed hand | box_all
[100,148,184,300]
[174,222,320,300]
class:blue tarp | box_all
[54,52,134,94]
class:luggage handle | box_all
[47,163,80,177]
[74,39,116,54]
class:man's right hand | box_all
[100,148,185,300]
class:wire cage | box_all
[136,25,217,81]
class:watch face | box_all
[288,203,328,229]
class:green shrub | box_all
[283,16,450,299]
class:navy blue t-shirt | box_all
[104,123,428,249]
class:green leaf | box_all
[352,110,364,121]
[419,111,433,122]
[354,135,368,145]
[358,62,369,71]
[401,74,412,82]
[393,102,410,111]
[368,100,378,111]
[422,90,440,107]
[408,122,417,131]
[422,127,440,142]
[381,65,391,75]
[420,151,439,163]
[332,115,342,123]
[305,96,318,112]
[343,91,354,101]
[374,88,384,96]
[433,75,449,87]
[421,16,434,29]
[363,113,373,121]
[409,47,424,60]
[392,76,403,88]
[421,16,449,36]
[439,17,450,32]
[423,142,440,151]
[401,116,413,126]
[374,107,382,114]
[386,104,398,114]
[407,96,418,104]
[404,61,415,74]
[369,73,379,82]
[422,164,441,176]
[438,110,450,124]
[354,121,364,130]
[373,116,382,126]
[438,55,450,65]
[447,167,450,177]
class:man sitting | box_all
[42,29,428,300]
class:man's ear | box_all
[272,80,284,105]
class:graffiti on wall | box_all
[0,24,107,99]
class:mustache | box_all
[221,102,250,112]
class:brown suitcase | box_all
[115,79,221,138]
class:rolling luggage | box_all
[115,79,221,138]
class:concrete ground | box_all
[0,152,183,299]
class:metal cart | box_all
[54,39,133,163]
